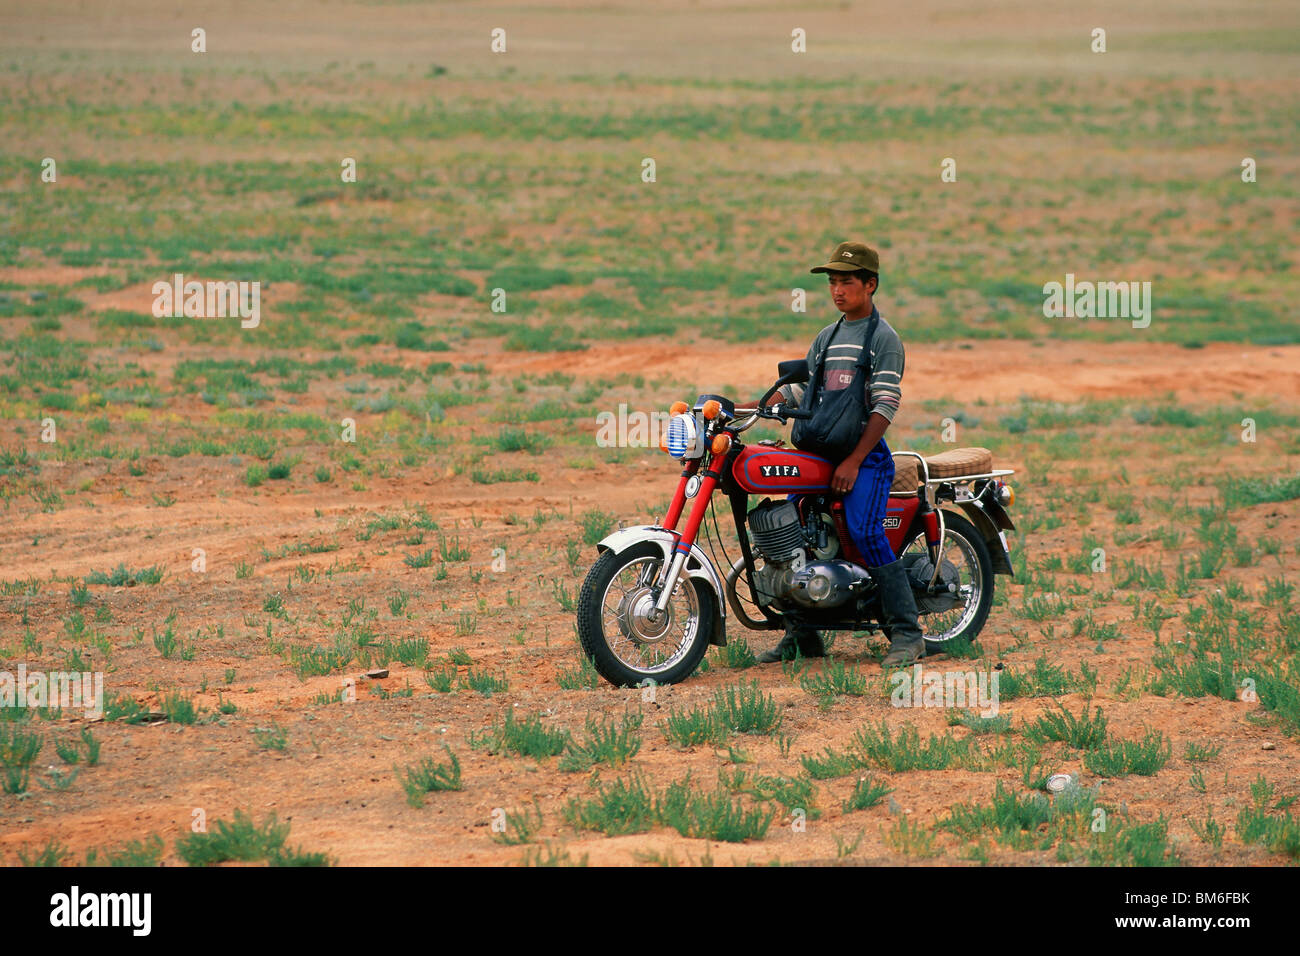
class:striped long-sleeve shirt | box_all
[779,307,905,424]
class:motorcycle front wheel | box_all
[577,542,715,687]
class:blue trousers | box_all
[789,439,896,568]
[844,439,897,568]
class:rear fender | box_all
[954,500,1015,577]
[596,526,727,646]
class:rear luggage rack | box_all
[891,449,1013,496]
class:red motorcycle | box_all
[577,360,1017,687]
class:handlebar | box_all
[718,362,813,433]
[730,402,812,433]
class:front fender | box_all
[597,526,727,646]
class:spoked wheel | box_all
[899,511,994,655]
[577,542,715,687]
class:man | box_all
[738,241,925,668]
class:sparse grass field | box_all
[0,0,1297,866]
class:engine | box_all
[746,499,871,609]
[747,498,806,565]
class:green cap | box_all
[811,241,880,274]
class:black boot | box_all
[757,622,825,663]
[869,558,926,668]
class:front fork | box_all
[653,460,717,613]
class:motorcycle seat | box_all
[890,447,995,495]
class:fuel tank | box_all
[732,445,833,494]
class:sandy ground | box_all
[1,322,1297,866]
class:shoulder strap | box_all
[816,318,844,368]
[805,318,844,407]
[856,312,882,426]
[855,310,880,374]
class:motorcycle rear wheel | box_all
[899,511,995,655]
[577,543,715,687]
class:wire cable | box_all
[707,495,734,576]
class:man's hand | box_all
[831,455,862,495]
[734,394,778,416]
[831,412,893,495]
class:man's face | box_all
[827,272,874,314]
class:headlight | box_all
[666,413,703,459]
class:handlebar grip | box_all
[784,409,813,420]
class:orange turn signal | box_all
[711,433,732,455]
[701,399,721,420]
[670,401,689,415]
